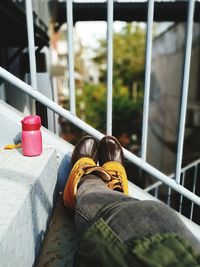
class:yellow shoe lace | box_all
[107,169,124,193]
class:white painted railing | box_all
[145,158,200,222]
[0,0,199,223]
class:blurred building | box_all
[50,23,83,108]
[50,22,99,106]
[148,22,200,174]
[0,0,58,133]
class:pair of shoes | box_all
[63,136,129,209]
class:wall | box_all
[148,23,200,174]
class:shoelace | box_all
[107,170,124,192]
[77,164,112,188]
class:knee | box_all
[142,200,173,215]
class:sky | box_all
[73,0,198,48]
[73,1,176,48]
[74,0,146,47]
[76,21,126,48]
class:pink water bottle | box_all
[21,115,42,157]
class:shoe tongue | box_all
[93,169,112,182]
[109,182,123,192]
[83,166,112,182]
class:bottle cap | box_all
[21,115,41,131]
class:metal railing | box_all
[25,0,37,90]
[141,0,154,161]
[175,0,196,184]
[66,0,76,115]
[145,158,200,223]
[0,0,200,221]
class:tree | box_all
[75,23,145,145]
[94,23,145,99]
[79,82,143,144]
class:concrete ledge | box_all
[0,100,73,192]
[1,100,200,266]
[0,146,57,267]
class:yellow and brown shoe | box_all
[99,136,129,195]
[63,136,111,209]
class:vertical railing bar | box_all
[25,0,37,89]
[154,187,158,198]
[179,172,186,213]
[181,158,200,173]
[141,0,154,161]
[66,0,76,115]
[190,164,198,220]
[167,186,172,206]
[106,0,114,135]
[175,0,195,184]
[2,65,200,205]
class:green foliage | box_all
[94,23,145,98]
[78,82,143,142]
[79,82,105,129]
[112,94,143,139]
[76,23,145,141]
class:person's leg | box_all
[75,174,138,232]
[63,135,200,251]
[75,174,200,251]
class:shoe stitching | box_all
[107,169,124,192]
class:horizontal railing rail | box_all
[145,157,200,221]
[145,158,200,193]
[0,66,200,207]
[0,0,199,224]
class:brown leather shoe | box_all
[63,136,112,209]
[98,136,124,166]
[71,135,98,166]
[98,136,128,195]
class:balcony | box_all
[0,1,200,266]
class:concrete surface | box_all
[0,100,73,192]
[36,196,79,267]
[36,181,200,267]
[0,146,57,267]
[1,100,200,267]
